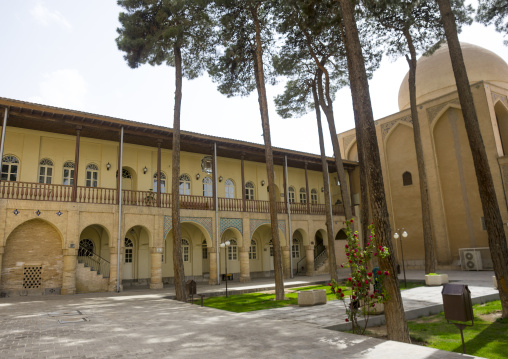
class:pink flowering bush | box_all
[329,218,390,335]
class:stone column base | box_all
[150,282,163,290]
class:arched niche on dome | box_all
[494,101,508,156]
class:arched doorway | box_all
[123,226,151,283]
[1,219,63,295]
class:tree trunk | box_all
[316,66,353,222]
[250,5,285,300]
[437,0,508,317]
[313,77,338,282]
[404,30,437,274]
[357,127,371,248]
[171,45,186,302]
[337,0,410,342]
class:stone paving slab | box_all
[0,290,482,359]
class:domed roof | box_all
[398,43,508,111]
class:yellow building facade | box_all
[0,97,356,296]
[338,43,508,271]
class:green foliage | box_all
[116,0,214,78]
[477,0,508,45]
[200,284,348,312]
[361,0,473,59]
[407,301,507,358]
[272,0,381,119]
[207,0,278,97]
[330,219,391,335]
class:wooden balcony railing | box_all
[0,180,351,216]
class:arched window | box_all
[249,240,257,260]
[182,238,190,262]
[38,158,54,184]
[269,239,274,257]
[124,238,133,263]
[288,186,295,203]
[402,171,412,186]
[122,169,131,179]
[179,174,191,195]
[245,181,255,200]
[63,161,74,186]
[153,172,166,193]
[292,238,300,258]
[203,177,213,197]
[1,155,19,181]
[202,240,208,259]
[299,187,307,204]
[86,163,99,187]
[311,189,318,204]
[228,239,238,260]
[78,239,94,257]
[225,179,235,198]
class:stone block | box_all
[493,276,498,289]
[298,290,327,307]
[425,274,449,286]
[313,289,327,305]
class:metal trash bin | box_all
[441,283,473,322]
[441,283,474,354]
[186,280,197,296]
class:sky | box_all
[0,1,507,157]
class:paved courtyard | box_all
[0,271,497,358]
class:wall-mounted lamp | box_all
[196,173,200,180]
[143,166,148,174]
[106,162,111,171]
[219,176,223,182]
[321,187,324,192]
[261,180,265,186]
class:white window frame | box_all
[225,179,235,198]
[288,186,295,203]
[86,163,99,187]
[124,238,133,263]
[311,189,318,204]
[38,158,54,184]
[153,172,166,193]
[179,174,191,195]
[292,238,300,258]
[249,240,257,260]
[228,239,238,260]
[1,155,19,181]
[245,181,255,200]
[203,177,213,197]
[63,161,74,186]
[300,188,307,204]
[182,238,190,262]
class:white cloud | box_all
[30,2,72,29]
[30,69,88,110]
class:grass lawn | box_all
[407,301,507,359]
[197,281,423,313]
[365,301,507,359]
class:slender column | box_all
[208,247,217,285]
[61,248,77,295]
[109,245,121,292]
[0,107,8,181]
[0,246,4,288]
[213,143,220,285]
[284,156,293,277]
[282,246,290,279]
[239,247,250,282]
[304,162,310,214]
[157,139,162,207]
[150,249,163,289]
[72,126,81,202]
[241,154,246,212]
[305,244,315,276]
[116,127,124,292]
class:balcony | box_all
[0,181,348,216]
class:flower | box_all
[374,252,378,256]
[345,244,349,249]
[350,219,354,223]
[366,242,370,246]
[341,293,345,297]
[370,294,374,299]
[378,246,382,250]
[345,318,349,322]
[328,282,331,286]
[378,271,382,275]
[384,271,389,276]
[348,277,352,281]
[367,272,372,277]
[365,280,369,284]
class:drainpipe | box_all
[116,127,124,292]
[285,155,293,278]
[214,143,220,285]
[0,108,8,173]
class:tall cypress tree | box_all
[208,0,285,300]
[116,0,214,302]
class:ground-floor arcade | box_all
[0,200,349,295]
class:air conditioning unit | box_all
[462,250,483,271]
